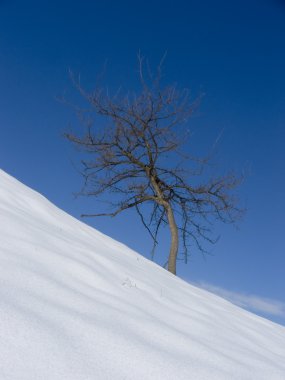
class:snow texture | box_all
[0,168,285,379]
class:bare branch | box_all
[65,57,244,275]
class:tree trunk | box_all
[166,205,179,275]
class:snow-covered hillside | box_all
[0,169,284,380]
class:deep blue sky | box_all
[1,0,285,325]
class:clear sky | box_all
[0,0,285,325]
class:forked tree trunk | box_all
[166,205,179,275]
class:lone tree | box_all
[65,58,242,275]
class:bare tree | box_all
[65,58,243,275]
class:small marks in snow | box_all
[121,277,137,289]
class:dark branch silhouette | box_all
[65,57,243,275]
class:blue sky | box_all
[0,0,285,325]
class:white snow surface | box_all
[0,169,285,380]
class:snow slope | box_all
[0,169,285,380]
